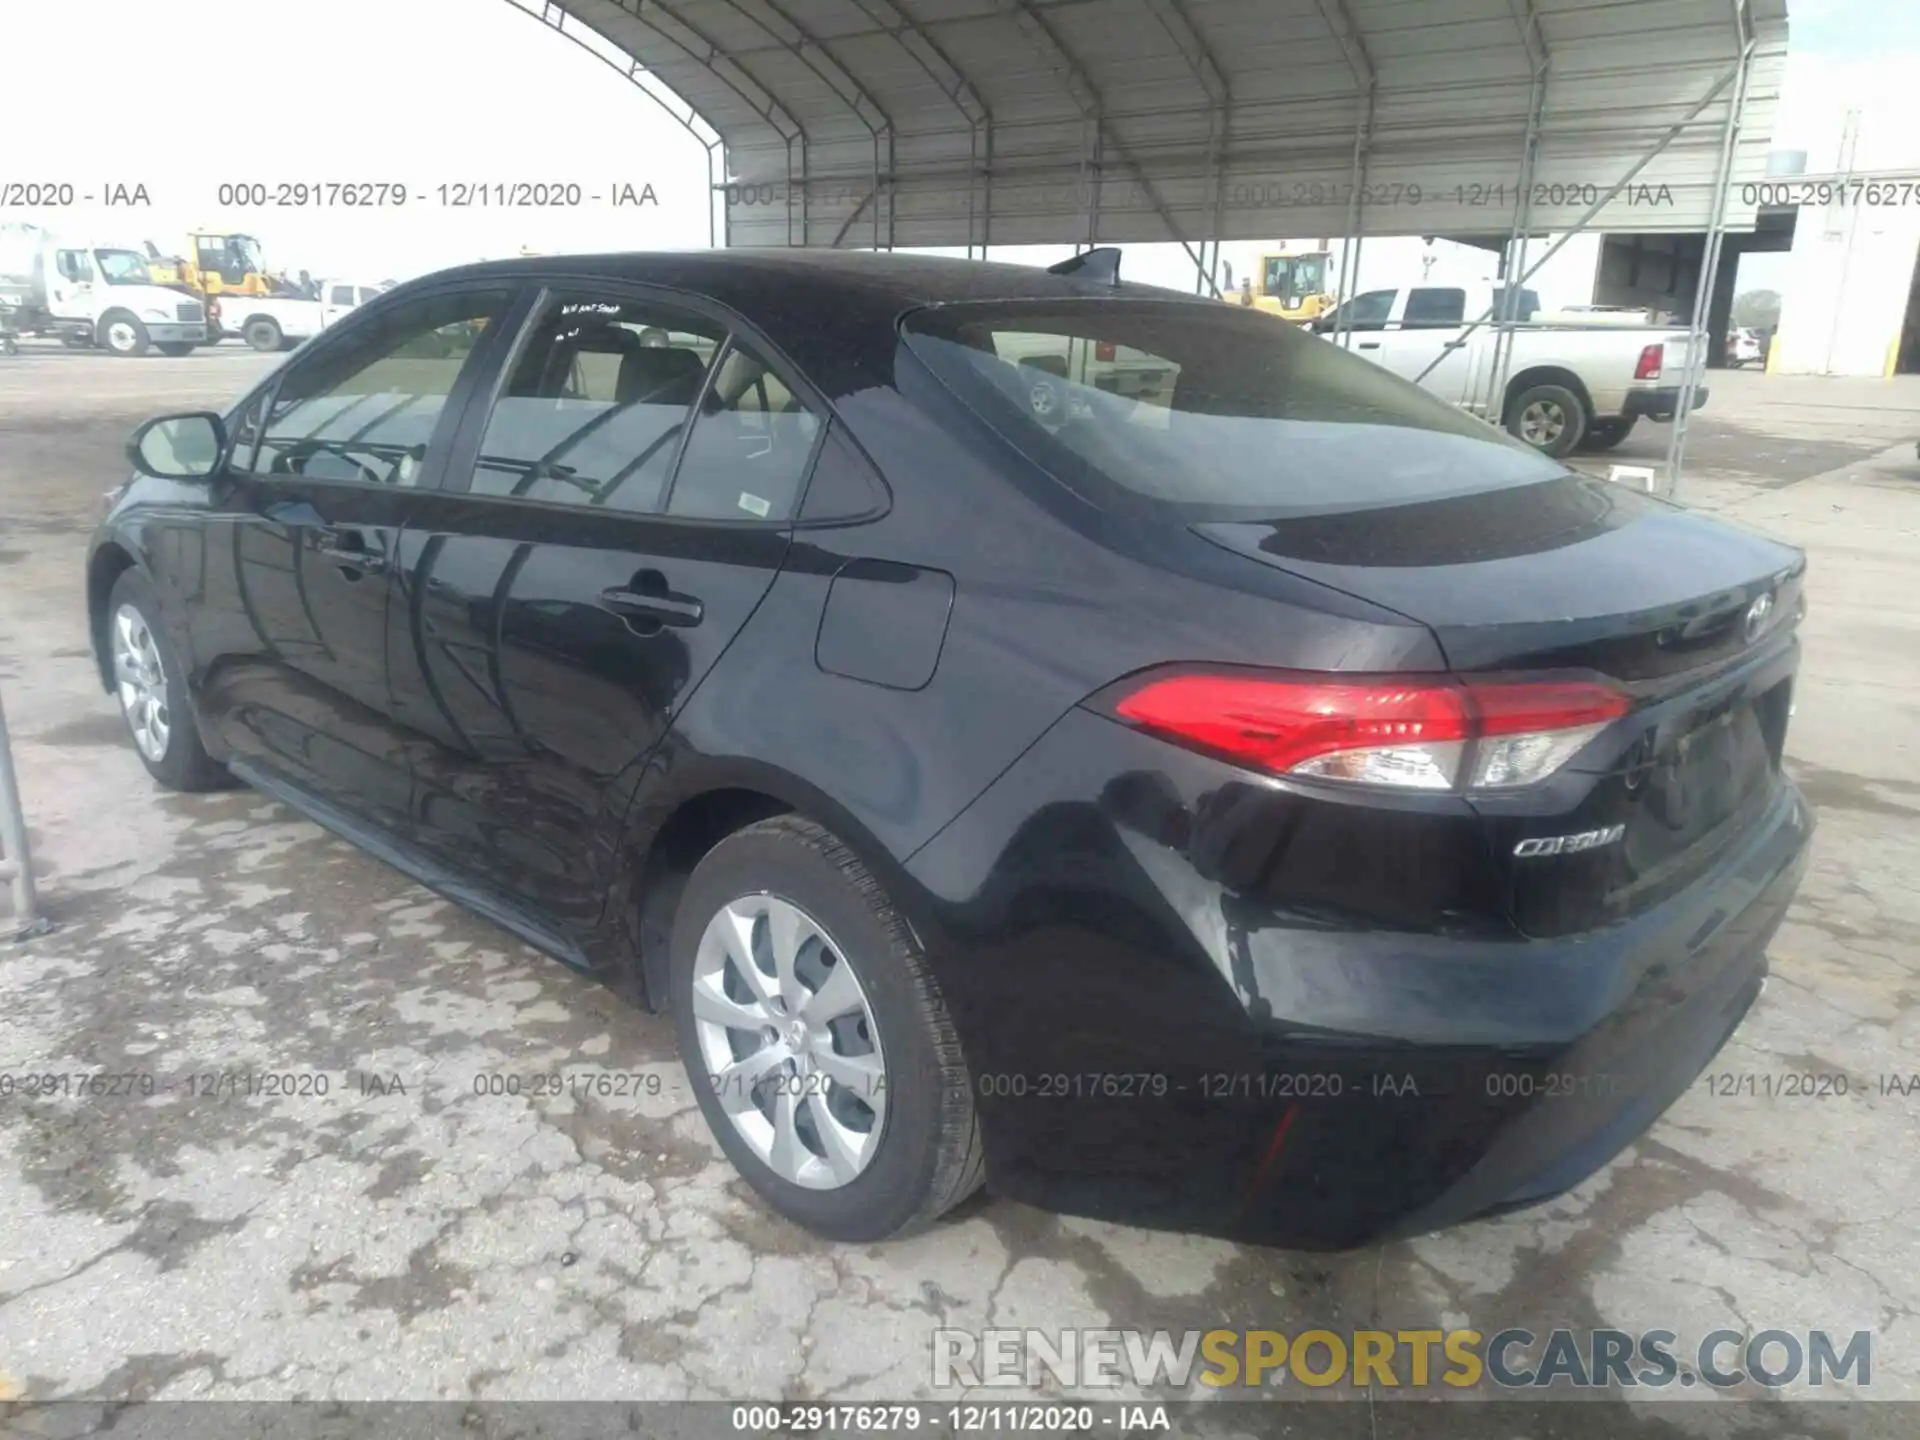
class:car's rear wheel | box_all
[1506,381,1587,457]
[108,570,230,792]
[244,317,283,352]
[668,815,983,1241]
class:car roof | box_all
[410,248,1203,313]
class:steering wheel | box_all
[270,439,388,487]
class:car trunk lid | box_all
[1192,473,1805,936]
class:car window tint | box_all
[1491,286,1542,321]
[468,297,725,511]
[902,299,1561,522]
[252,288,509,486]
[328,284,354,306]
[1319,289,1396,332]
[665,342,823,521]
[227,388,270,472]
[1402,287,1466,329]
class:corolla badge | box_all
[1513,824,1626,858]
[1744,591,1774,643]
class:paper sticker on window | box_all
[738,492,772,518]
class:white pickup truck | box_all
[1309,281,1707,457]
[218,279,384,352]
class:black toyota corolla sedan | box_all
[87,248,1812,1249]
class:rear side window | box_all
[1402,287,1466,328]
[665,341,823,521]
[1329,289,1395,331]
[467,295,724,511]
[901,299,1561,522]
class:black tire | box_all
[669,815,984,1242]
[155,341,195,357]
[98,311,151,357]
[243,316,283,352]
[1505,381,1587,458]
[105,570,231,792]
[1579,416,1637,452]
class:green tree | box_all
[1731,288,1782,330]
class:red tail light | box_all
[1110,672,1630,792]
[1634,343,1664,380]
[1094,340,1118,362]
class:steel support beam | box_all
[720,0,899,248]
[997,0,1218,281]
[620,0,814,243]
[507,0,729,246]
[844,0,994,256]
[1663,0,1755,497]
[1484,0,1553,422]
[1413,62,1744,386]
[1316,0,1375,348]
[0,684,49,942]
[1144,0,1231,297]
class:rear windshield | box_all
[899,298,1564,522]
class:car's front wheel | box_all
[98,312,150,357]
[669,815,984,1241]
[107,570,231,792]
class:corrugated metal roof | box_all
[533,0,1788,250]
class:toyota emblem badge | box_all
[1744,591,1774,644]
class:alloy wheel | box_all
[690,893,888,1190]
[1519,399,1567,447]
[112,604,171,762]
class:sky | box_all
[6,0,1914,298]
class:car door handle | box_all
[314,529,387,577]
[1358,342,1381,350]
[599,577,703,628]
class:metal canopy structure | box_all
[513,0,1785,260]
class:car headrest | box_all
[563,321,644,356]
[618,347,706,406]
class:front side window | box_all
[56,250,93,283]
[1327,289,1396,331]
[666,341,824,521]
[902,299,1562,523]
[468,295,725,511]
[251,287,511,486]
[96,250,155,285]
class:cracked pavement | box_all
[1,349,1916,1426]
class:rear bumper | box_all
[905,707,1812,1250]
[1624,384,1708,420]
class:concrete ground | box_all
[1,347,1916,1428]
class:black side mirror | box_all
[126,412,227,480]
